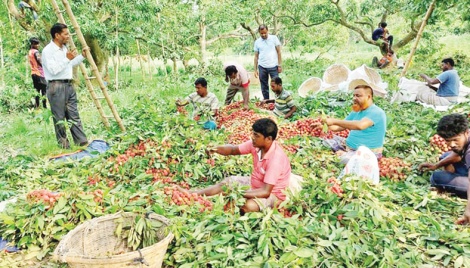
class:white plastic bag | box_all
[339,146,380,185]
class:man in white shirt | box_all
[42,23,88,149]
[253,24,282,100]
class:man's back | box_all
[437,70,460,97]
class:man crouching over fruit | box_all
[178,118,291,213]
[418,113,470,225]
[175,77,219,130]
[313,79,387,164]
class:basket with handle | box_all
[53,212,174,268]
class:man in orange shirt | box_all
[28,37,47,108]
[372,50,394,69]
[179,118,291,213]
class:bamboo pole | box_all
[400,0,436,78]
[60,0,125,131]
[50,0,111,129]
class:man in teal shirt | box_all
[315,79,387,164]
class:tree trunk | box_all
[199,15,207,68]
[0,35,4,90]
[84,33,109,83]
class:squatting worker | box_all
[42,23,88,149]
[314,79,386,164]
[177,118,291,213]
[261,77,297,119]
[418,114,470,225]
[253,24,282,100]
[418,58,460,106]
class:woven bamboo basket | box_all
[298,77,322,97]
[322,64,350,85]
[53,212,174,268]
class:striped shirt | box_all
[273,89,295,117]
[185,92,219,119]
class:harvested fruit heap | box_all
[217,102,350,147]
[254,101,275,111]
[429,134,450,153]
[378,157,412,181]
[163,186,213,212]
[26,190,63,208]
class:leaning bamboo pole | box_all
[400,0,436,78]
[60,0,125,131]
[50,0,111,129]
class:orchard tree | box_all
[260,0,468,55]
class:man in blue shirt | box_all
[315,79,387,164]
[418,58,460,106]
[253,24,282,100]
[372,22,393,54]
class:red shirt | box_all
[238,140,291,200]
[28,49,44,77]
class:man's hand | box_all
[456,208,470,225]
[254,70,259,78]
[66,50,77,60]
[418,163,437,171]
[278,66,282,73]
[82,48,88,57]
[205,147,217,156]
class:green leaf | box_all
[294,247,315,258]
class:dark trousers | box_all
[387,35,394,48]
[47,81,88,148]
[430,152,468,198]
[32,74,47,108]
[258,66,278,100]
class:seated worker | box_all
[418,58,460,106]
[372,50,395,69]
[177,118,291,213]
[418,114,470,224]
[260,77,297,119]
[372,22,393,54]
[223,63,250,109]
[176,77,219,130]
[314,79,386,164]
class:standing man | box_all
[176,77,219,130]
[418,114,470,224]
[418,58,460,106]
[253,24,282,100]
[261,77,296,119]
[28,37,47,108]
[42,23,88,149]
[315,79,387,164]
[223,62,250,109]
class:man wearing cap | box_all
[315,79,387,164]
[418,58,460,106]
[42,23,88,149]
[28,37,47,108]
[253,24,282,100]
[176,77,219,130]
